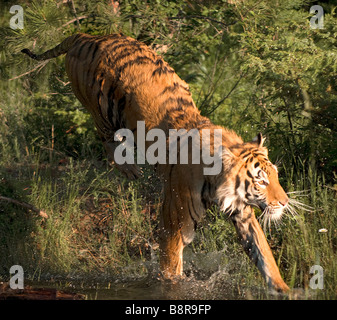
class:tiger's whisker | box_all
[262,208,272,234]
[258,206,268,222]
[286,189,310,194]
[285,204,298,218]
[288,199,312,212]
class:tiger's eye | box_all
[258,180,269,187]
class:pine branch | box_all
[126,14,237,27]
[70,0,80,30]
[57,15,88,30]
[168,15,235,27]
[205,72,246,115]
[9,60,50,81]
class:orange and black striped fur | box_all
[22,33,289,292]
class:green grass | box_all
[0,158,162,279]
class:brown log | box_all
[0,283,85,300]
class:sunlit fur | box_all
[22,33,291,292]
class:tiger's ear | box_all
[252,133,266,148]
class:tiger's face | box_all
[217,134,288,221]
[240,152,288,220]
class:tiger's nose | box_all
[278,198,289,207]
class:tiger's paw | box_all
[159,270,186,284]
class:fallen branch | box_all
[0,195,48,219]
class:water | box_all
[5,249,306,300]
[21,249,272,300]
[39,274,307,300]
[26,271,260,300]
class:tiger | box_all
[22,33,290,293]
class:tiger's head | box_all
[216,133,288,221]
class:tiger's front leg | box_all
[158,177,197,279]
[230,206,289,293]
[158,200,187,279]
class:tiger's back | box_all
[64,33,196,141]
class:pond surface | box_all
[20,250,263,300]
[22,268,283,300]
[1,250,310,300]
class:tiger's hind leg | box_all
[230,206,289,293]
[103,140,142,180]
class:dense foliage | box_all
[1,0,336,178]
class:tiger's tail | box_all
[21,34,81,61]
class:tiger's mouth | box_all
[258,202,285,221]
